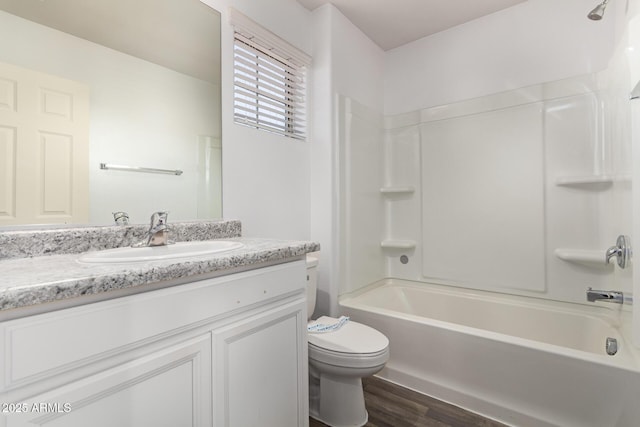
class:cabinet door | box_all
[3,334,211,427]
[213,299,308,427]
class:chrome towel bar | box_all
[99,163,183,176]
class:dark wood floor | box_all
[309,376,509,427]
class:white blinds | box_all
[230,10,309,140]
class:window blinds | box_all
[230,9,310,140]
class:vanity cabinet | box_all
[0,261,308,427]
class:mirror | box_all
[0,0,221,226]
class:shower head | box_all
[588,0,609,20]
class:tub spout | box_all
[586,287,624,304]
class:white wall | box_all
[624,0,640,346]
[309,5,335,317]
[199,2,386,317]
[310,4,385,316]
[200,0,635,312]
[384,0,617,115]
[200,0,313,240]
[0,10,220,225]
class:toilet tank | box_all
[306,256,318,320]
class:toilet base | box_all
[309,366,368,427]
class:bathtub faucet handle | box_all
[605,235,631,268]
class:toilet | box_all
[306,256,389,427]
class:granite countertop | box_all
[0,221,320,319]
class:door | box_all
[0,61,89,225]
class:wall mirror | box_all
[0,0,222,227]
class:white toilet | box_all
[306,256,389,427]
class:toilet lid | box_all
[308,318,389,354]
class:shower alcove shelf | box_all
[380,186,415,195]
[553,248,611,266]
[380,240,417,250]
[380,186,416,250]
[554,174,631,187]
[553,174,628,266]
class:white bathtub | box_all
[339,279,640,427]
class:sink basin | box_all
[78,240,244,264]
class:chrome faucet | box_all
[141,211,169,246]
[586,287,625,304]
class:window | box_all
[230,9,310,140]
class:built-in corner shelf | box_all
[554,248,610,266]
[380,186,415,195]
[381,240,416,250]
[555,174,631,187]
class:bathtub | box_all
[339,279,640,427]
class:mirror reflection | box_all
[0,0,222,226]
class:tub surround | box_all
[339,72,632,305]
[0,220,319,317]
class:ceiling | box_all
[297,0,527,51]
[0,0,221,83]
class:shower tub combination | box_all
[339,279,640,427]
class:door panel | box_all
[4,335,212,427]
[0,61,89,225]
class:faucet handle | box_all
[605,235,631,269]
[150,211,169,227]
[151,211,168,220]
[113,211,129,226]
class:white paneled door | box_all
[0,61,89,225]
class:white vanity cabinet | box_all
[0,260,308,427]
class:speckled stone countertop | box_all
[0,220,320,318]
[0,220,243,260]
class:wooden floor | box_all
[309,376,509,427]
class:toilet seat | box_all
[308,319,389,353]
[308,319,389,369]
[309,343,389,370]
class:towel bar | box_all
[99,163,183,176]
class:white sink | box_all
[78,240,244,264]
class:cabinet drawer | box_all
[1,260,305,389]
